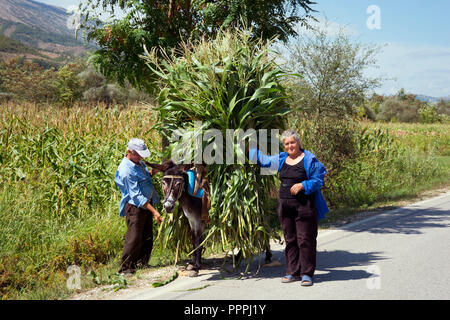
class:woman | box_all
[249,129,329,286]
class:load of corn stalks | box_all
[142,29,291,268]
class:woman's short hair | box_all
[281,129,302,147]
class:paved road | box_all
[123,192,450,300]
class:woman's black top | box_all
[279,158,310,201]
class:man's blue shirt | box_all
[115,157,160,217]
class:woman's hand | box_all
[290,183,304,195]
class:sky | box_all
[37,0,450,97]
[310,0,450,97]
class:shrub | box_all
[77,67,106,89]
[418,104,439,124]
[53,65,83,106]
[296,117,359,181]
[0,58,57,102]
[376,97,419,122]
[320,124,442,208]
[82,84,128,105]
[436,99,450,117]
[285,22,382,119]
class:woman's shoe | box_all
[281,275,300,283]
[301,275,313,286]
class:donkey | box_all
[145,160,206,276]
[146,160,273,275]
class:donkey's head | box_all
[145,160,194,213]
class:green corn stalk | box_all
[0,105,138,220]
[142,29,291,269]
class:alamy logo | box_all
[170,122,281,175]
[66,5,82,31]
[366,265,381,290]
[66,265,81,290]
[367,5,381,30]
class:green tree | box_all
[436,99,449,114]
[283,23,383,181]
[418,104,439,124]
[0,58,57,102]
[397,88,407,101]
[79,0,317,91]
[376,97,420,123]
[285,22,382,119]
[53,64,83,106]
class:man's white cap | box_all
[127,138,151,158]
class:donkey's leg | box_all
[185,230,202,277]
[186,228,201,270]
[264,246,272,263]
[187,231,197,269]
[180,195,204,273]
[191,228,203,270]
[196,232,204,269]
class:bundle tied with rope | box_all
[141,28,291,268]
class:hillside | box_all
[0,0,92,65]
[0,33,38,54]
[0,33,61,68]
[416,94,450,104]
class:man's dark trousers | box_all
[119,203,153,273]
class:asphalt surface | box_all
[121,192,450,300]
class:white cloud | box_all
[275,10,450,98]
[271,16,361,70]
[367,43,450,97]
[295,15,360,37]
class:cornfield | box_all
[0,103,161,217]
[0,102,162,298]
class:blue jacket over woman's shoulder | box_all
[249,148,330,221]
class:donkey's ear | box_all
[143,160,173,173]
[179,163,195,172]
[161,159,175,171]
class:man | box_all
[115,138,163,274]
